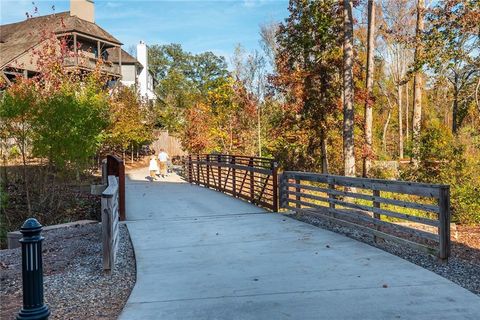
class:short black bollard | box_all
[17,218,50,320]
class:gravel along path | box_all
[291,212,480,297]
[0,223,136,319]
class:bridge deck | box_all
[119,168,479,320]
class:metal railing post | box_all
[206,154,210,188]
[106,155,125,221]
[196,155,200,183]
[17,218,50,320]
[272,161,278,212]
[232,156,236,197]
[188,155,192,183]
[249,157,254,204]
[217,154,222,191]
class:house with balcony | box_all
[108,41,157,103]
[0,0,123,84]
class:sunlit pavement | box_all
[119,167,480,320]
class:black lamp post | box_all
[17,218,50,320]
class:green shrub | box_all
[401,121,480,224]
[452,183,480,224]
[8,145,21,159]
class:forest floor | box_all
[0,163,102,249]
[0,155,151,248]
[294,212,480,296]
[0,223,136,319]
[453,225,480,263]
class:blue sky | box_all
[0,0,289,61]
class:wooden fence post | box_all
[372,189,381,243]
[101,159,107,185]
[102,176,119,271]
[438,186,451,260]
[328,178,336,210]
[272,161,278,212]
[295,178,301,209]
[279,173,287,209]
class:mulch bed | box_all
[0,223,136,319]
[453,225,480,263]
[292,212,480,296]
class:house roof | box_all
[0,11,122,68]
[107,48,141,66]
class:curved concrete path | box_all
[119,167,480,320]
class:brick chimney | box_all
[70,0,95,23]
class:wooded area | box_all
[0,0,479,245]
[146,0,479,224]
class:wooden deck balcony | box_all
[63,56,121,77]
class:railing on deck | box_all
[186,154,278,212]
[280,172,451,260]
[102,175,120,271]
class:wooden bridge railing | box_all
[279,172,451,260]
[186,154,278,212]
[102,175,120,271]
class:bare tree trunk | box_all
[321,128,329,174]
[380,83,394,155]
[412,0,425,163]
[405,82,409,142]
[343,0,356,177]
[475,77,480,114]
[229,118,233,152]
[257,104,262,157]
[363,0,375,178]
[382,108,392,153]
[397,85,404,159]
[21,147,32,215]
[1,153,7,187]
[452,74,459,134]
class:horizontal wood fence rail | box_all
[186,154,278,212]
[106,155,125,221]
[279,172,451,260]
[102,175,120,271]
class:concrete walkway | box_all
[119,167,480,320]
